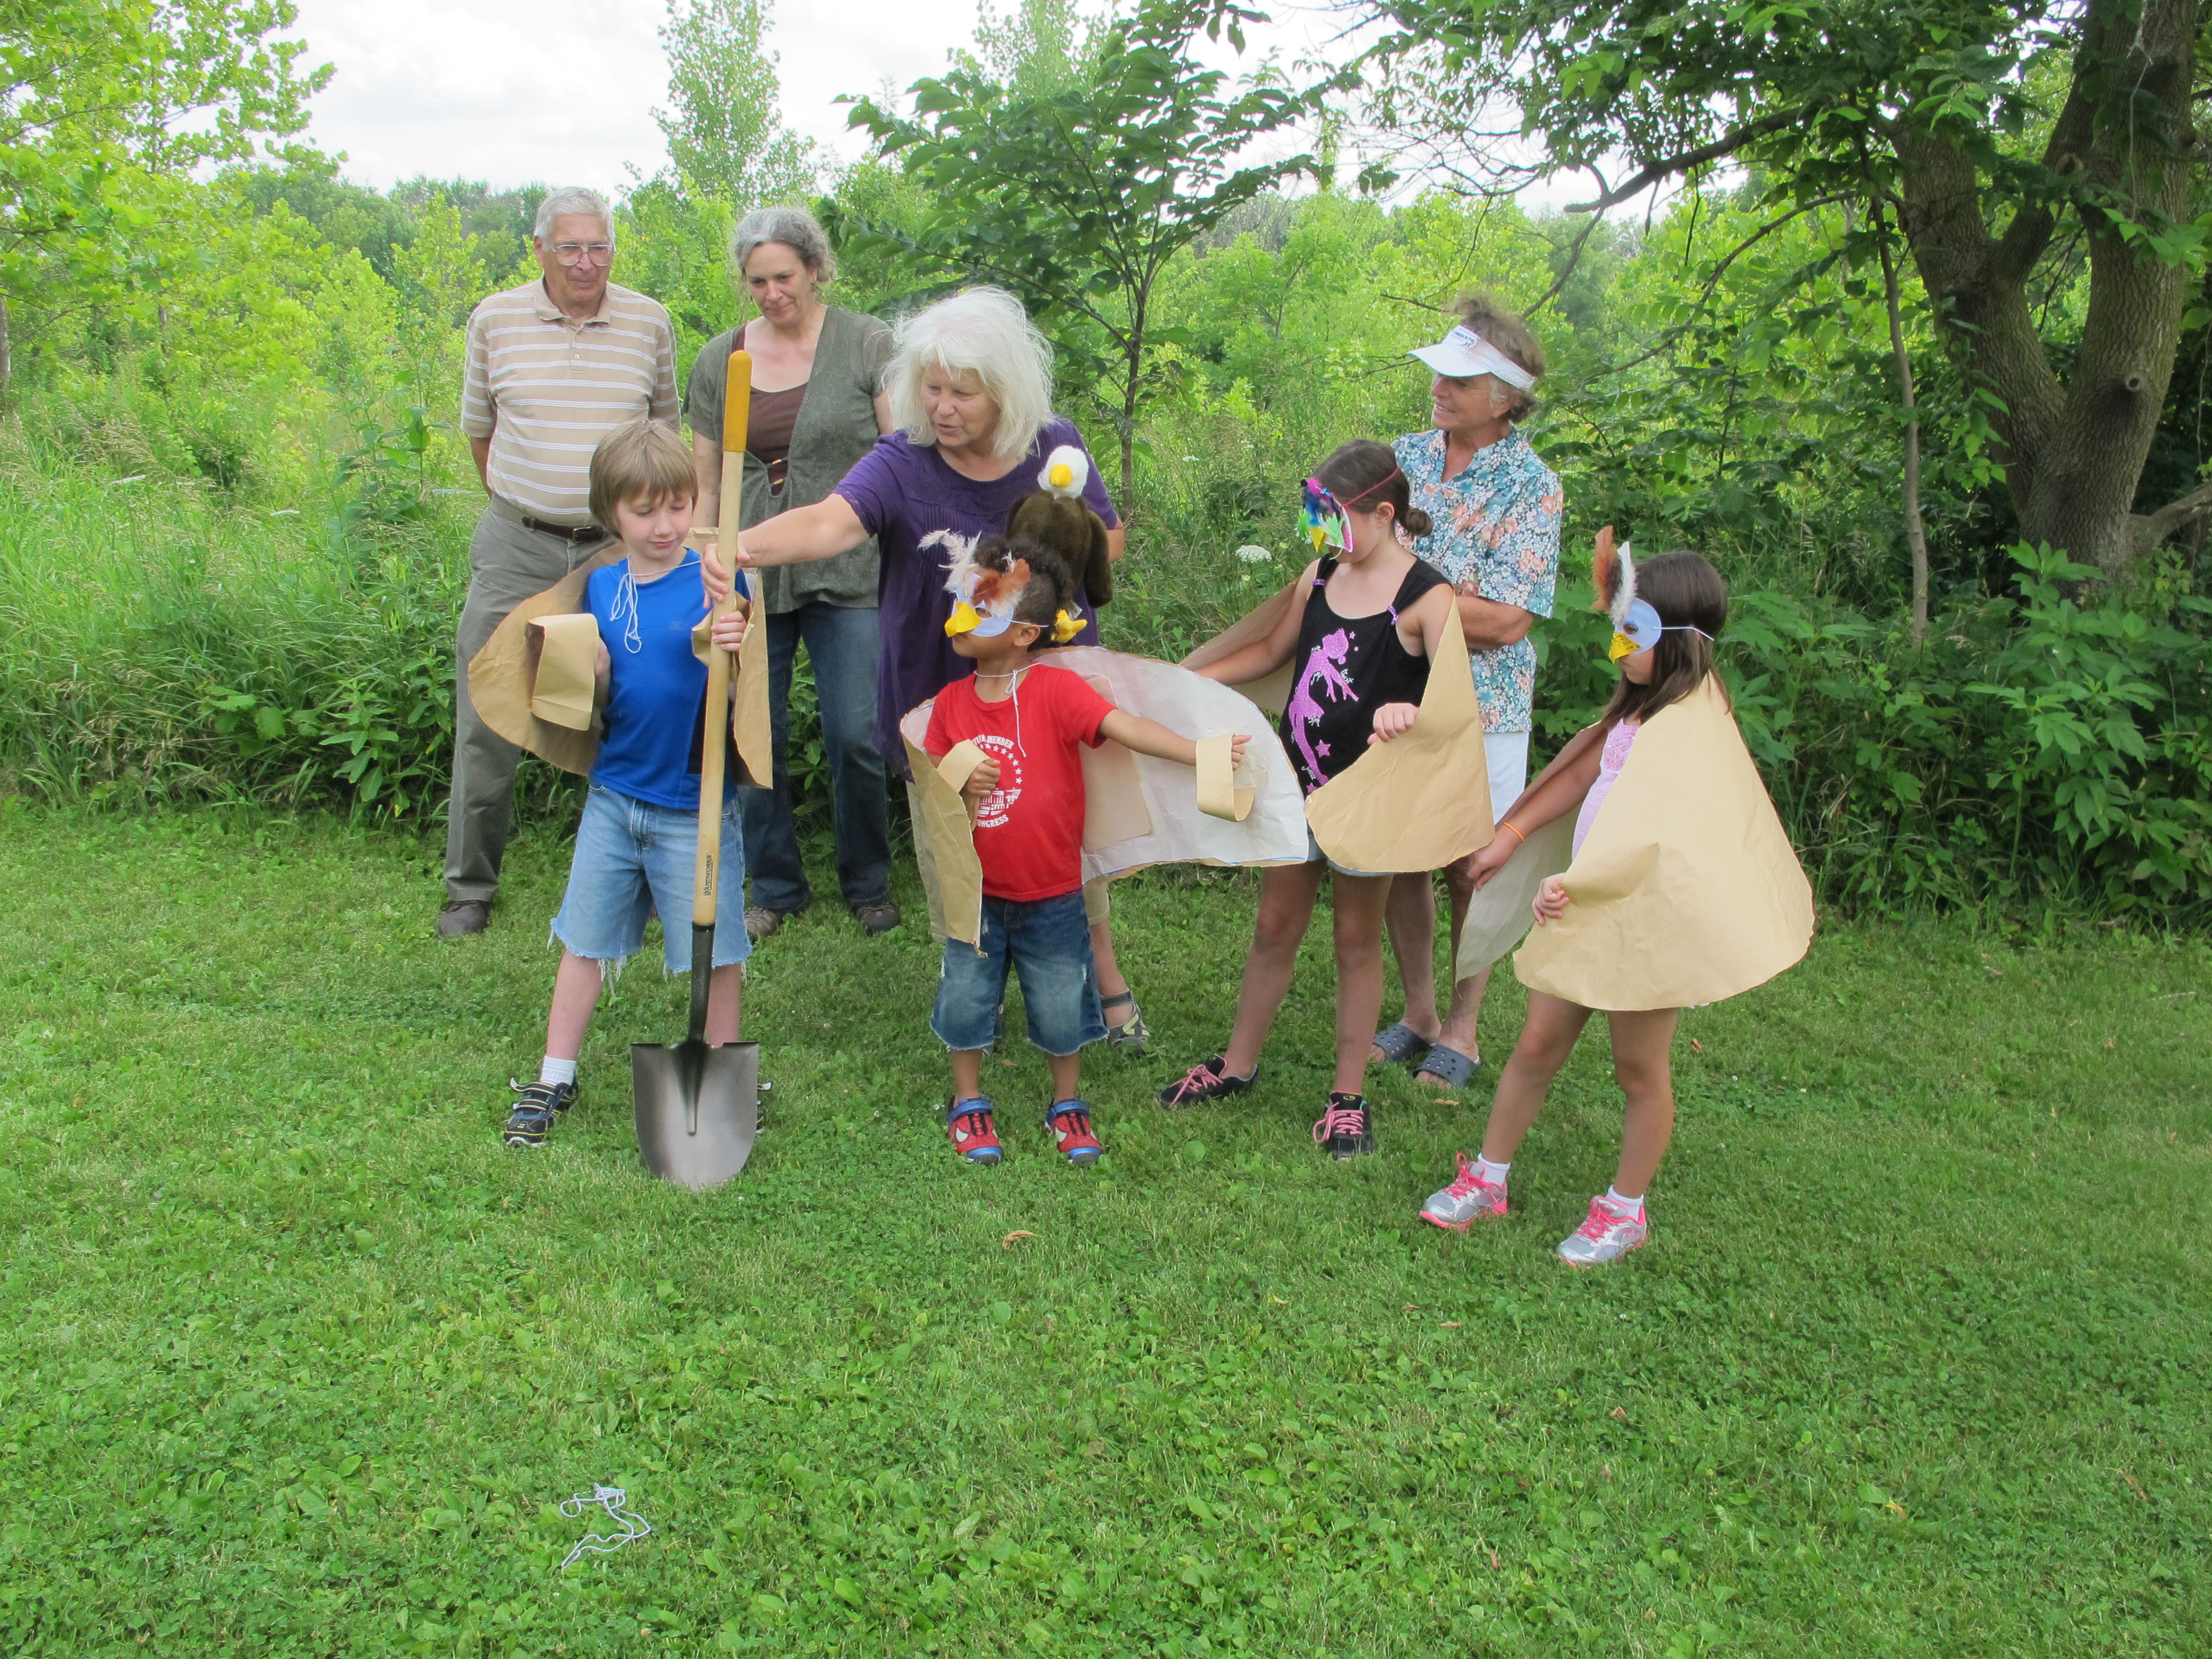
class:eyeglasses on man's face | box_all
[551,242,615,265]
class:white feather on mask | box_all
[1590,531,1637,629]
[933,530,1030,638]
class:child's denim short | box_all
[552,783,752,973]
[1304,828,1386,879]
[931,890,1106,1056]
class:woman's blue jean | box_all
[742,601,893,913]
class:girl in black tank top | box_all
[1281,555,1449,795]
[1168,443,1458,1161]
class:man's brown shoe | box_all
[437,900,491,939]
[852,897,902,936]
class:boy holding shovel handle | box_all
[502,417,754,1148]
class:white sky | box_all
[284,0,1362,195]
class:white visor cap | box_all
[1410,323,1537,390]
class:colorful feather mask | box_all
[1300,479,1350,555]
[1589,526,1711,661]
[936,532,1032,639]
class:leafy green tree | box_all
[965,0,1101,95]
[0,0,329,388]
[1364,0,2210,583]
[654,0,815,206]
[848,0,1316,497]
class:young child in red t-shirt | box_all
[924,535,1247,1165]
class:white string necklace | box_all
[609,568,643,654]
[972,664,1028,754]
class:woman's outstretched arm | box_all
[699,495,869,602]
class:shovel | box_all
[631,348,759,1191]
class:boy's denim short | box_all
[552,783,752,973]
[931,890,1106,1056]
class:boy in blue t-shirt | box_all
[503,418,753,1148]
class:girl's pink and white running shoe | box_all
[1555,1196,1649,1267]
[1419,1153,1508,1229]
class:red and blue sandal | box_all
[947,1098,1004,1164]
[1048,1099,1104,1164]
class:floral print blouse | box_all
[1393,427,1563,734]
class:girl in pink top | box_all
[1419,548,1726,1267]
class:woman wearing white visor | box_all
[1368,296,1563,1093]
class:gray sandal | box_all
[1413,1044,1479,1090]
[1102,990,1150,1054]
[1370,1022,1433,1067]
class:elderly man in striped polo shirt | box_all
[438,186,679,938]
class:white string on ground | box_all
[558,1483,651,1570]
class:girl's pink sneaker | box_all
[1419,1153,1508,1229]
[1556,1196,1649,1267]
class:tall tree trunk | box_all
[1877,237,1929,645]
[1118,341,1139,506]
[1895,0,2199,577]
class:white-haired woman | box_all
[709,286,1153,1047]
[685,206,901,942]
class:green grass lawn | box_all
[1,803,2207,1657]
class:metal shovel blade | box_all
[630,1037,759,1190]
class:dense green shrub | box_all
[5,403,2205,923]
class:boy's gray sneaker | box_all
[1419,1153,1509,1230]
[503,1079,577,1148]
[1555,1197,1648,1267]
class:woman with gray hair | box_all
[685,206,902,940]
[709,285,1153,1047]
[1370,293,1563,1093]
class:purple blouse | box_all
[834,419,1119,774]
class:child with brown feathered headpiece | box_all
[921,531,1247,1167]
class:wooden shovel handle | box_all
[692,349,752,927]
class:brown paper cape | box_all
[1450,720,1606,982]
[1513,677,1816,1011]
[1453,813,1577,984]
[1302,607,1495,874]
[465,545,624,776]
[1047,648,1307,880]
[901,736,990,946]
[464,538,773,785]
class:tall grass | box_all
[0,451,475,819]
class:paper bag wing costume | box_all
[1300,606,1495,873]
[1512,678,1815,1010]
[464,545,772,786]
[463,546,624,776]
[1185,580,1495,873]
[899,652,1307,947]
[1048,648,1307,882]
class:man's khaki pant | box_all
[443,504,610,904]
